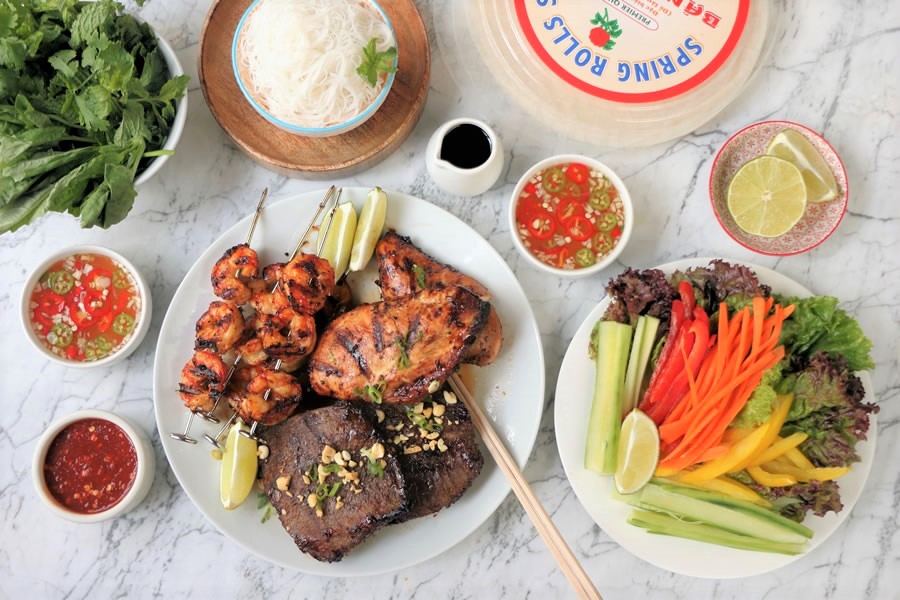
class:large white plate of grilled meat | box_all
[152,188,545,575]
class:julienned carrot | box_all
[661,373,765,471]
[698,445,730,462]
[657,296,790,473]
[660,348,783,471]
[659,350,783,442]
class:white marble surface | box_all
[1,1,898,598]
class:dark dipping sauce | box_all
[439,123,492,169]
[43,418,137,514]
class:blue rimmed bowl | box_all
[231,0,398,138]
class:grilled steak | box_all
[308,286,490,405]
[260,403,406,562]
[365,395,483,522]
[375,232,503,366]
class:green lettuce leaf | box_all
[778,295,873,371]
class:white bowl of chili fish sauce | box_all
[20,246,152,368]
[508,155,633,278]
[32,409,155,523]
[232,0,398,137]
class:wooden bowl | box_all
[199,0,430,178]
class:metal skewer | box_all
[200,187,340,448]
[237,188,342,445]
[170,189,269,444]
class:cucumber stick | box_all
[649,478,813,539]
[585,321,633,474]
[622,316,660,415]
[627,510,806,555]
[618,484,809,545]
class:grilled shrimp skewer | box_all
[170,189,268,444]
[231,190,341,444]
[203,187,339,447]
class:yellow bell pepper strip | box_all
[765,464,852,483]
[736,393,794,471]
[722,427,753,444]
[747,465,798,487]
[785,447,816,470]
[748,432,809,468]
[677,422,772,483]
[667,475,771,507]
[765,455,795,471]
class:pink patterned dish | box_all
[709,121,848,256]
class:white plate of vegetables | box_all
[555,258,877,578]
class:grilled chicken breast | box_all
[375,232,503,366]
[308,286,490,405]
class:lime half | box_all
[349,187,388,272]
[615,409,659,495]
[727,156,807,238]
[766,129,838,203]
[319,202,358,276]
[220,419,258,510]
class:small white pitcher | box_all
[425,118,504,197]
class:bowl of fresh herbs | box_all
[0,0,189,235]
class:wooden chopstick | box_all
[448,373,602,600]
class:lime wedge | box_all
[615,409,659,495]
[766,129,838,203]
[727,156,807,238]
[220,419,258,510]
[348,187,388,272]
[318,202,358,276]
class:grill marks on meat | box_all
[377,232,491,300]
[366,401,483,522]
[260,403,406,562]
[375,232,503,366]
[280,253,336,315]
[308,286,490,405]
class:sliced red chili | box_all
[565,215,593,242]
[84,289,111,319]
[68,299,92,328]
[84,268,113,291]
[516,195,542,225]
[526,209,556,240]
[96,312,114,333]
[556,198,585,223]
[33,310,54,331]
[565,163,589,185]
[523,182,537,196]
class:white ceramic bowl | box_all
[508,154,633,278]
[32,409,156,523]
[231,0,397,137]
[134,27,187,185]
[20,245,153,368]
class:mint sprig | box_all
[356,37,397,87]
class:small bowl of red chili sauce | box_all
[508,155,633,277]
[32,409,155,522]
[20,246,152,367]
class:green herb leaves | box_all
[412,263,427,290]
[257,492,274,523]
[356,37,397,87]
[0,0,188,234]
[394,330,421,370]
[355,381,385,404]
